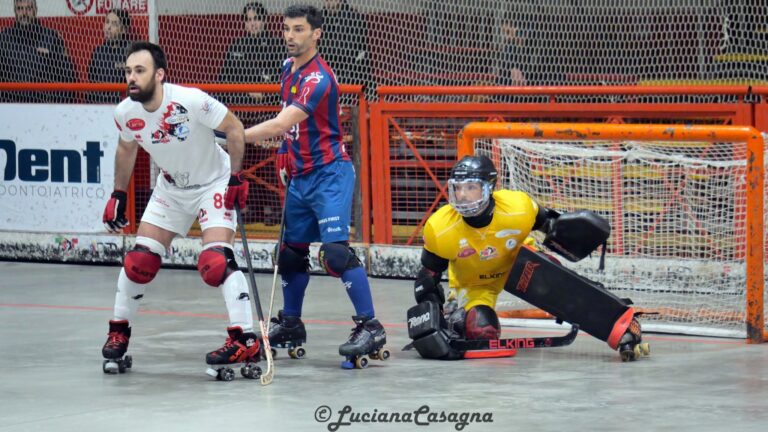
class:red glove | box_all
[275,149,293,186]
[224,172,249,210]
[103,190,129,233]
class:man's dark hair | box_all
[243,2,267,21]
[126,41,168,82]
[109,8,132,31]
[284,4,323,29]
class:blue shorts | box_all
[283,160,354,244]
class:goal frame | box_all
[458,122,765,343]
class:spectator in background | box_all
[320,0,371,88]
[87,8,132,104]
[0,0,76,103]
[495,13,529,88]
[218,1,283,107]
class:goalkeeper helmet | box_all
[447,155,497,217]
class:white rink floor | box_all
[1,260,767,432]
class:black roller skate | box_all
[339,316,390,369]
[205,326,262,381]
[267,310,307,359]
[102,320,133,374]
[618,317,650,362]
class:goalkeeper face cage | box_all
[447,178,493,217]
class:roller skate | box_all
[618,317,650,362]
[339,316,390,369]
[205,326,262,381]
[266,310,307,359]
[102,320,133,374]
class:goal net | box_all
[460,122,766,340]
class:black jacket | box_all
[0,21,76,103]
[320,3,372,88]
[87,38,131,104]
[218,31,283,105]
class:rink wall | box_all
[0,231,421,278]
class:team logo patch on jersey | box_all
[457,247,476,258]
[127,118,145,131]
[505,239,518,250]
[495,229,521,238]
[479,246,498,261]
[153,102,190,143]
[304,72,324,84]
[198,208,208,223]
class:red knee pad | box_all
[124,246,161,284]
[198,247,235,287]
[465,305,501,340]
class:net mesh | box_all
[1,0,768,101]
[472,135,767,337]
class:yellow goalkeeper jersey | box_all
[422,190,539,309]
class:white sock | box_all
[221,270,254,332]
[113,236,165,323]
[113,268,147,322]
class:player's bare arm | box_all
[216,110,245,173]
[113,137,139,190]
[244,105,308,144]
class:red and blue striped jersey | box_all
[280,54,350,175]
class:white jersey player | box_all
[100,41,262,378]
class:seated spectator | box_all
[0,0,76,103]
[87,8,132,104]
[218,1,283,107]
[320,0,372,89]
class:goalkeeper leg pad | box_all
[505,246,634,347]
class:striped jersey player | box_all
[244,4,386,368]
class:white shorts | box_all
[140,174,236,236]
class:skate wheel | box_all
[117,361,127,374]
[218,368,235,381]
[240,364,262,379]
[271,348,277,358]
[289,347,306,359]
[102,360,116,374]
[205,368,219,378]
[355,356,369,369]
[378,349,391,361]
[123,355,132,369]
[620,349,637,362]
[639,343,650,356]
[341,360,355,369]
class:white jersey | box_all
[114,83,229,188]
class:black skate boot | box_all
[618,317,650,362]
[102,320,133,374]
[339,316,390,369]
[267,310,307,359]
[205,326,262,381]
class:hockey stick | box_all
[234,203,274,385]
[450,324,579,352]
[267,179,290,330]
[402,324,579,352]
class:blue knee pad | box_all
[277,243,310,275]
[319,242,360,277]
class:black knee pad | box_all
[465,305,501,340]
[319,242,361,277]
[277,243,310,274]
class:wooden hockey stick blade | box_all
[258,320,274,385]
